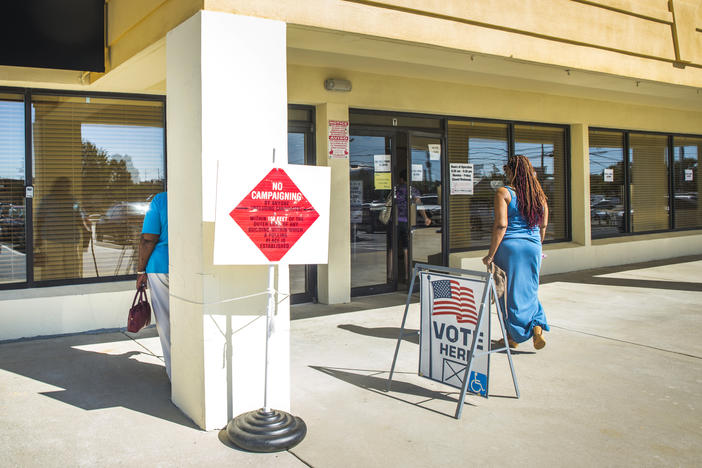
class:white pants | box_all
[147,273,171,380]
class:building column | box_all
[166,11,290,430]
[315,103,351,304]
[570,124,591,246]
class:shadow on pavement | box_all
[310,365,466,419]
[0,330,197,429]
[337,324,419,344]
[541,254,702,292]
[291,292,414,320]
[488,339,536,355]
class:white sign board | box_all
[604,168,614,182]
[419,271,489,396]
[374,154,391,172]
[411,164,424,182]
[428,144,441,161]
[328,120,349,159]
[685,169,694,181]
[213,161,331,265]
[350,180,363,224]
[450,163,474,195]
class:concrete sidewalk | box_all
[1,257,701,467]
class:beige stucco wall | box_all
[287,64,702,133]
[100,1,702,88]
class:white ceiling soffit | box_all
[286,25,702,112]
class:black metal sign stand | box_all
[386,263,519,419]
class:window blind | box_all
[628,133,669,233]
[31,95,165,282]
[672,136,701,229]
[514,125,568,242]
[589,130,626,237]
[447,121,508,251]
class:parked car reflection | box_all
[591,198,624,228]
[0,204,25,251]
[95,201,149,246]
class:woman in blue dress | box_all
[482,155,549,350]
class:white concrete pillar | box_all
[166,11,290,430]
[570,124,591,246]
[315,103,351,304]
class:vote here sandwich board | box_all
[213,160,330,265]
[419,271,490,397]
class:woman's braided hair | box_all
[506,155,547,228]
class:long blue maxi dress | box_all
[493,186,549,343]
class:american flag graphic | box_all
[431,279,478,325]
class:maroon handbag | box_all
[127,286,151,333]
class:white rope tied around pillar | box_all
[169,290,290,307]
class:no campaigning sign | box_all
[230,168,318,261]
[214,162,331,265]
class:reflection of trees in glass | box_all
[80,141,163,215]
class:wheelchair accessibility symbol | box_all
[469,371,487,397]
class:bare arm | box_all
[539,201,549,243]
[482,188,510,265]
[414,194,431,226]
[136,233,159,289]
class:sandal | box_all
[532,325,546,350]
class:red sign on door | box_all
[230,168,320,262]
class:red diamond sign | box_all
[230,168,320,262]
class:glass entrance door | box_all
[408,134,444,270]
[350,133,395,294]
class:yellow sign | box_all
[375,172,391,190]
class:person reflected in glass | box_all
[36,177,90,280]
[395,169,431,282]
[482,155,549,350]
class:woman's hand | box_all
[482,254,494,266]
[136,273,148,290]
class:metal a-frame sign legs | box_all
[386,263,520,419]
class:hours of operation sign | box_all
[214,161,331,265]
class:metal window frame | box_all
[589,126,702,240]
[446,116,572,252]
[0,85,166,291]
[287,104,317,304]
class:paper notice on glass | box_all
[374,154,391,172]
[685,169,694,181]
[428,144,441,161]
[604,168,614,182]
[375,172,391,190]
[328,120,349,158]
[412,164,423,182]
[450,163,474,195]
[350,180,363,224]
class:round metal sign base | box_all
[226,408,307,453]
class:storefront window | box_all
[514,125,568,241]
[672,136,701,229]
[629,133,669,233]
[447,121,508,251]
[0,93,26,285]
[31,95,165,283]
[589,131,626,237]
[447,120,569,251]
